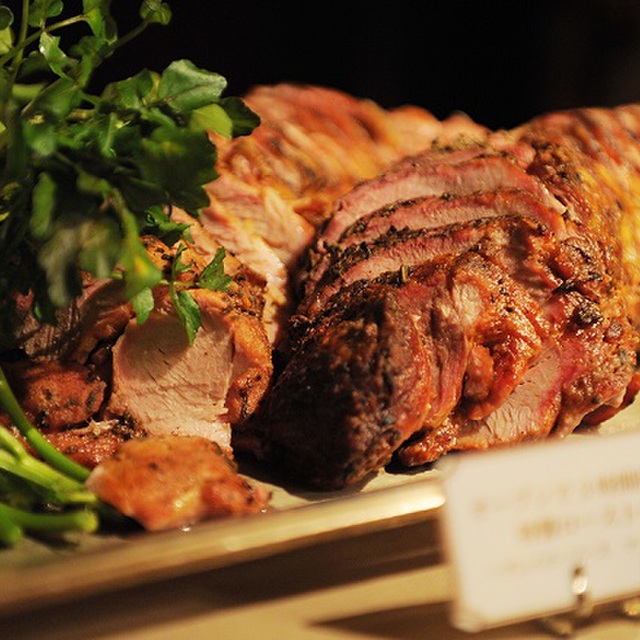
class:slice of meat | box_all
[315,146,560,248]
[338,188,567,247]
[86,435,270,531]
[206,173,316,270]
[262,280,433,489]
[450,346,564,452]
[304,187,568,297]
[106,298,235,452]
[100,237,272,456]
[106,286,272,457]
[194,200,290,344]
[11,280,132,364]
[298,215,549,321]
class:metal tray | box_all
[0,397,637,616]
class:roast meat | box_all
[258,103,640,489]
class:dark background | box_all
[95,0,640,130]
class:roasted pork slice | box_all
[205,173,316,270]
[296,216,553,322]
[86,435,270,531]
[206,84,487,345]
[106,270,272,456]
[305,187,568,299]
[446,347,565,454]
[338,188,568,247]
[313,146,562,249]
[11,279,132,364]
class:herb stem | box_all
[0,509,23,545]
[0,503,99,535]
[7,0,30,79]
[0,448,97,505]
[111,21,150,54]
[0,14,89,69]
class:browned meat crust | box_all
[86,435,270,531]
[260,103,640,489]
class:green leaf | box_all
[190,103,233,137]
[77,218,121,279]
[28,0,63,27]
[28,77,83,120]
[82,0,117,44]
[38,223,87,306]
[12,81,47,105]
[102,69,157,110]
[172,243,191,274]
[0,6,13,31]
[70,34,114,86]
[142,205,191,246]
[130,286,154,324]
[136,125,216,212]
[39,32,75,78]
[22,119,57,156]
[30,172,56,239]
[0,26,12,56]
[115,174,166,214]
[140,0,172,25]
[157,60,227,113]
[172,289,200,345]
[219,96,261,137]
[118,231,162,299]
[198,248,232,291]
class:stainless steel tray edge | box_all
[0,474,445,615]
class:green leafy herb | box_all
[0,0,260,545]
[198,246,233,291]
[0,0,259,344]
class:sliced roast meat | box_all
[304,187,568,298]
[450,346,564,453]
[263,239,554,487]
[339,188,567,246]
[205,83,470,345]
[314,146,562,249]
[106,267,272,457]
[266,98,640,488]
[206,173,316,270]
[297,215,552,321]
[262,278,433,489]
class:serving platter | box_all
[0,396,638,616]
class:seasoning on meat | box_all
[86,435,270,531]
[257,103,640,490]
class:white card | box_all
[437,430,640,632]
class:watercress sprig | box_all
[0,0,259,342]
[0,1,260,545]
